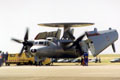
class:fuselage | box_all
[29,28,118,58]
[30,39,80,58]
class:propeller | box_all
[67,30,75,40]
[112,43,116,52]
[11,38,23,43]
[12,28,33,57]
[67,34,85,56]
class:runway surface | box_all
[0,65,120,80]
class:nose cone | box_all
[31,49,37,53]
[30,45,46,55]
[30,46,40,55]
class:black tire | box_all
[46,63,51,66]
[7,63,10,66]
[28,61,33,65]
[17,63,20,66]
[5,63,8,66]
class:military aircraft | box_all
[12,23,118,59]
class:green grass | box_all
[53,54,120,66]
[89,54,120,64]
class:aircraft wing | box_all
[38,23,94,27]
[86,28,118,57]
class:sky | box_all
[0,0,120,55]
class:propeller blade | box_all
[11,38,23,43]
[67,30,75,40]
[12,28,33,57]
[18,46,24,57]
[112,43,116,52]
[66,33,85,49]
[25,52,33,58]
[24,28,29,41]
[75,34,85,43]
[71,34,85,48]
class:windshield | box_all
[34,41,49,46]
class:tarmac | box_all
[0,64,120,80]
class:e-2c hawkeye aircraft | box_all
[12,23,118,59]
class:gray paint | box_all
[87,29,118,56]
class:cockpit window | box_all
[35,42,38,45]
[39,42,44,45]
[45,41,50,46]
[34,41,50,46]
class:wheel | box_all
[28,61,33,65]
[17,63,20,66]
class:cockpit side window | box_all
[45,41,50,46]
[35,42,38,45]
[34,41,50,46]
[39,42,44,45]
